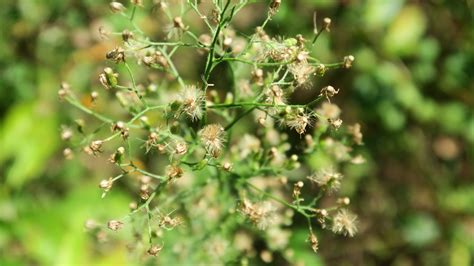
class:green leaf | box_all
[0,103,58,188]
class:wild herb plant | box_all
[60,0,363,263]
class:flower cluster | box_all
[61,0,364,263]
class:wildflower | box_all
[147,245,163,256]
[307,168,343,193]
[265,85,286,106]
[266,39,294,62]
[288,61,314,87]
[347,123,363,145]
[142,51,168,68]
[177,85,205,121]
[319,85,339,102]
[106,47,125,63]
[167,165,183,180]
[285,111,313,135]
[199,124,226,157]
[315,64,327,76]
[343,55,355,69]
[331,209,358,237]
[174,141,187,155]
[107,220,124,231]
[239,199,277,230]
[308,233,319,253]
[159,215,182,229]
[88,140,103,155]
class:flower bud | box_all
[323,17,331,32]
[107,220,123,231]
[343,55,355,69]
[110,2,126,13]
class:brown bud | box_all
[107,220,123,231]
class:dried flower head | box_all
[147,245,163,256]
[308,233,319,253]
[239,199,277,230]
[88,140,104,155]
[288,61,315,87]
[178,85,205,121]
[343,55,355,69]
[331,209,358,237]
[199,124,226,157]
[285,111,313,135]
[319,85,340,102]
[307,168,343,193]
[106,47,126,63]
[107,220,124,231]
[348,123,363,145]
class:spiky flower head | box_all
[239,199,277,230]
[199,124,226,157]
[331,209,358,237]
[306,168,343,193]
[284,109,314,135]
[178,85,205,121]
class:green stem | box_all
[124,62,148,107]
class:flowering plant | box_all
[60,0,363,263]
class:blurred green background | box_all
[0,0,473,265]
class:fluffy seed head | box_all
[331,209,358,237]
[199,124,226,157]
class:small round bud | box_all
[129,201,138,210]
[291,154,298,161]
[61,127,73,141]
[63,148,73,160]
[99,178,113,191]
[91,91,99,101]
[257,117,266,126]
[343,55,355,69]
[337,197,351,205]
[84,219,97,230]
[109,2,126,13]
[222,162,232,171]
[296,181,304,188]
[117,146,125,155]
[323,17,331,32]
[223,37,233,48]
